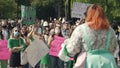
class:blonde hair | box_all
[10,27,21,39]
[1,20,7,26]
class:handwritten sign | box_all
[71,2,90,18]
[21,5,36,25]
[25,37,49,67]
[0,40,10,60]
[49,35,65,57]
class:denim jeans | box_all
[23,63,29,68]
[49,55,64,68]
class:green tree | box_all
[0,0,17,19]
[31,0,65,20]
[68,0,120,22]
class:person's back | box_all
[77,23,118,68]
[58,4,118,68]
[79,23,117,54]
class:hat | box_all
[43,21,48,26]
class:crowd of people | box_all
[0,4,120,68]
[0,16,85,68]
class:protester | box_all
[61,22,70,39]
[0,14,119,68]
[8,27,24,68]
[40,22,50,68]
[27,23,41,68]
[0,25,10,68]
[49,26,65,68]
[1,20,9,39]
[59,4,118,68]
[20,26,30,68]
[111,22,120,63]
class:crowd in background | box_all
[0,18,86,68]
[0,16,120,68]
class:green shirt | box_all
[8,38,24,48]
[21,37,34,52]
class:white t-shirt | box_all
[2,29,8,40]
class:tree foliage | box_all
[31,0,65,20]
[69,0,120,22]
[0,0,119,22]
[0,0,17,19]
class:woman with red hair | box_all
[59,4,118,68]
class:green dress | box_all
[82,26,118,68]
[41,54,50,65]
[40,43,50,67]
[39,37,50,68]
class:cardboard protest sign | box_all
[0,40,10,60]
[25,37,49,67]
[49,35,65,57]
[21,5,36,25]
[71,2,90,18]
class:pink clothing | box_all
[0,40,10,60]
[49,35,65,57]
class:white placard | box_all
[71,2,90,18]
[25,37,49,67]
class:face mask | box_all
[55,29,60,34]
[14,31,19,37]
[50,31,54,36]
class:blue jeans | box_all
[23,63,29,68]
[49,55,64,68]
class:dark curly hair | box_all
[0,25,4,39]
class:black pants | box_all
[49,55,64,68]
[10,52,21,67]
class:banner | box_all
[21,5,36,25]
[25,37,49,67]
[71,2,90,18]
[0,40,10,60]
